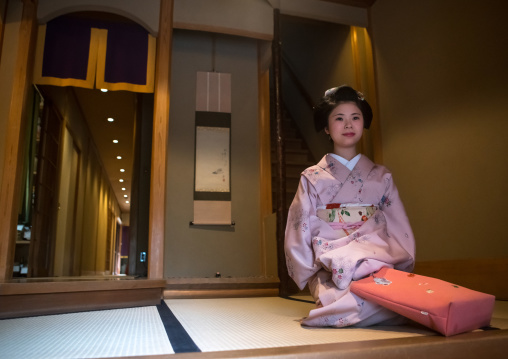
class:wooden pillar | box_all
[272,9,289,296]
[0,0,38,281]
[258,40,273,276]
[148,0,173,279]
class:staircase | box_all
[272,113,316,216]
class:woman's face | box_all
[325,102,364,155]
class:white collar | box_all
[329,153,361,171]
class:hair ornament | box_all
[324,87,338,97]
[356,91,365,101]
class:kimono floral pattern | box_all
[325,183,343,202]
[285,154,415,328]
[346,169,365,202]
[288,208,310,232]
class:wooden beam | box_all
[173,22,273,41]
[148,0,173,279]
[258,40,273,276]
[0,0,38,281]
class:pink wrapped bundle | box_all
[350,267,495,336]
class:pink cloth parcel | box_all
[351,267,495,336]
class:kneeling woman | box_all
[284,85,415,327]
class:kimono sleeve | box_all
[284,176,320,290]
[377,173,416,269]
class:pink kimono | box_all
[285,154,416,327]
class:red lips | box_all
[343,133,355,137]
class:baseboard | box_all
[414,257,508,300]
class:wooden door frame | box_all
[147,0,173,279]
[0,0,38,281]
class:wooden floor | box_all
[162,330,508,359]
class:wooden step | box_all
[271,149,310,163]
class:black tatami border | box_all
[156,300,201,353]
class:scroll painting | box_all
[193,72,232,225]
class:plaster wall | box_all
[165,30,265,278]
[370,0,508,261]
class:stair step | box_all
[272,151,310,163]
[271,113,316,214]
[284,138,303,149]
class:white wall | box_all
[370,0,508,261]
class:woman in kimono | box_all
[285,85,415,327]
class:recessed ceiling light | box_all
[120,169,125,172]
[124,194,128,198]
[126,200,129,204]
[121,188,126,191]
[108,117,114,122]
[119,179,124,182]
[116,156,122,159]
[113,139,119,144]
[101,88,108,92]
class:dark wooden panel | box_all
[415,258,508,300]
[164,288,279,299]
[0,278,165,318]
[0,278,166,295]
[0,288,162,319]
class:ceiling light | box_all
[101,88,108,92]
[113,139,119,144]
[120,169,125,172]
[124,195,128,198]
[108,117,114,122]
[119,179,124,182]
[121,188,126,191]
[126,201,129,204]
[116,156,122,159]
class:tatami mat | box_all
[0,306,174,358]
[164,296,435,352]
[1,297,506,358]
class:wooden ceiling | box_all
[321,0,377,8]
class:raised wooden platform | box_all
[166,329,508,359]
[0,277,166,319]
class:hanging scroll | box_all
[193,72,232,225]
[33,13,155,93]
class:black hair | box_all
[313,85,373,132]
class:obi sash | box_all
[317,204,377,236]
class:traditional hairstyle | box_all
[313,85,373,132]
